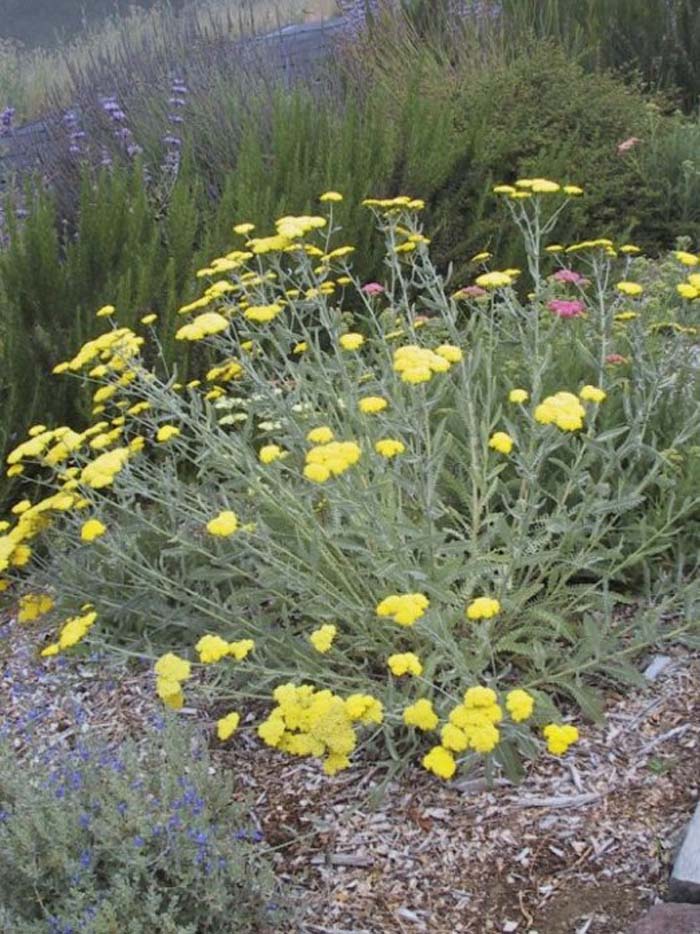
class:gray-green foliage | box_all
[0,716,285,933]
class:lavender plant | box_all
[0,716,288,932]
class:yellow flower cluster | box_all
[259,444,285,464]
[543,723,580,755]
[362,195,425,212]
[244,303,284,323]
[195,633,254,663]
[244,214,327,255]
[420,685,536,779]
[376,592,429,626]
[475,270,514,290]
[81,518,107,542]
[217,711,241,741]
[304,440,361,483]
[488,431,514,455]
[307,426,334,444]
[674,250,698,266]
[579,385,606,403]
[41,609,98,657]
[375,438,406,459]
[616,281,644,297]
[0,486,86,574]
[387,651,423,676]
[466,596,501,620]
[392,344,460,384]
[676,272,700,300]
[52,327,143,375]
[309,624,337,653]
[18,593,54,623]
[206,511,238,537]
[206,360,243,383]
[175,311,229,342]
[257,683,382,775]
[534,392,586,432]
[358,395,388,414]
[154,652,192,709]
[402,698,439,731]
[339,332,364,350]
[80,447,132,488]
[506,689,535,722]
[493,178,583,198]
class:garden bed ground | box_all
[1,617,698,934]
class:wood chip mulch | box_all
[1,616,698,934]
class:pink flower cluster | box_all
[547,299,586,318]
[552,269,588,286]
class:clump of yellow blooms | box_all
[303,440,361,483]
[154,652,192,709]
[579,385,607,404]
[358,395,388,414]
[488,431,514,455]
[80,447,131,488]
[387,651,423,676]
[244,303,284,323]
[506,689,535,722]
[217,711,241,741]
[175,311,229,341]
[375,438,406,458]
[257,683,382,775]
[206,360,243,383]
[156,425,180,443]
[403,698,439,731]
[195,633,254,663]
[206,511,238,537]
[339,332,364,350]
[534,392,586,432]
[420,685,538,780]
[41,609,98,657]
[309,624,337,653]
[18,593,54,623]
[616,281,644,298]
[392,344,451,384]
[466,597,501,620]
[422,745,457,779]
[80,518,107,542]
[196,633,232,663]
[306,426,334,444]
[259,444,285,465]
[475,271,514,290]
[543,723,580,755]
[376,592,429,627]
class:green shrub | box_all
[623,110,700,246]
[425,39,673,279]
[4,184,699,783]
[499,0,700,113]
[0,167,205,507]
[0,716,288,932]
